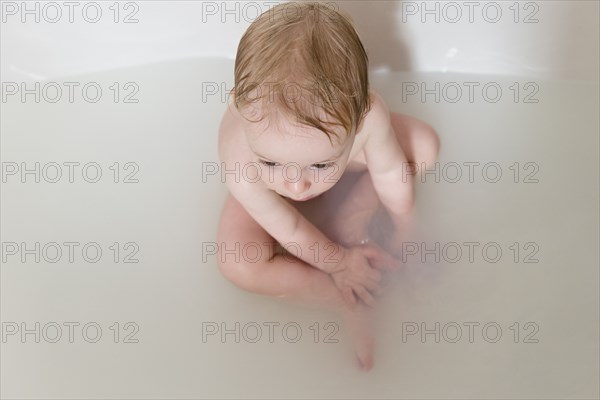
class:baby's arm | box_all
[226,175,344,272]
[362,93,415,224]
[218,129,344,272]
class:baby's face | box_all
[244,116,355,201]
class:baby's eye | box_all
[259,160,279,167]
[312,163,334,170]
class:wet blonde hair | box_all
[232,1,372,145]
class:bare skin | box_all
[216,89,440,370]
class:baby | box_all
[216,2,439,370]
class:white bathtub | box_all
[1,1,599,399]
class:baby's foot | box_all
[343,305,375,371]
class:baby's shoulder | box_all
[365,90,390,123]
[360,89,392,131]
[217,100,250,164]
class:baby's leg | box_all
[318,169,382,247]
[216,190,378,369]
[390,112,440,170]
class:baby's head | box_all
[231,2,372,200]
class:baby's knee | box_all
[218,257,252,291]
[217,243,272,291]
[415,122,440,166]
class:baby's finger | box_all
[356,287,377,308]
[368,268,382,283]
[343,286,357,308]
[361,270,382,290]
[363,244,400,270]
[382,253,401,270]
[376,247,401,269]
[363,278,382,296]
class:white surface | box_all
[1,1,598,82]
[1,58,599,399]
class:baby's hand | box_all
[329,243,400,308]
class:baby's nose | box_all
[285,175,311,195]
